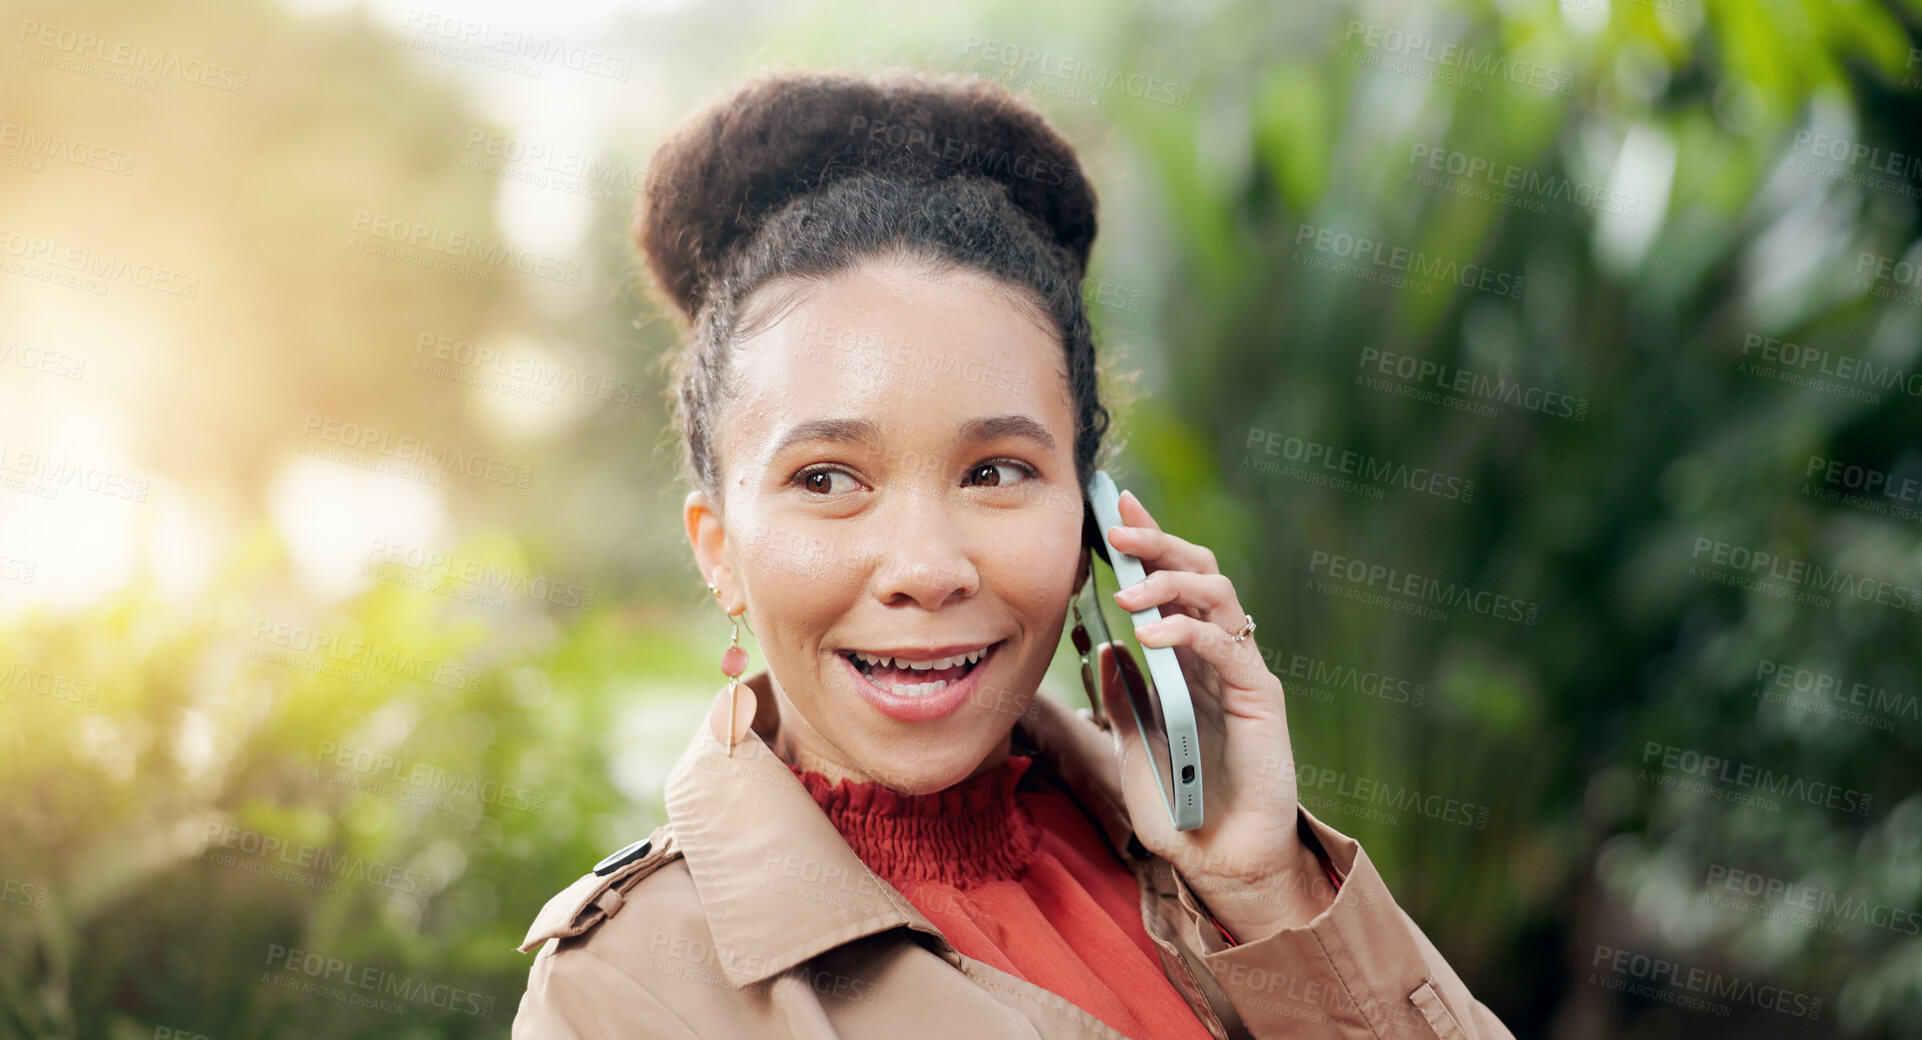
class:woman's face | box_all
[686,254,1087,794]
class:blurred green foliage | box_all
[3,0,1921,1037]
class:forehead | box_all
[724,261,1073,461]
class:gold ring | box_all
[1230,614,1256,643]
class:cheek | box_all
[732,530,860,658]
[985,516,1082,614]
[735,514,864,591]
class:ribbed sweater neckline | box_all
[787,753,1044,889]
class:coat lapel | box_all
[662,670,953,988]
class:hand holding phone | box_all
[1079,472,1328,939]
[1084,470,1204,831]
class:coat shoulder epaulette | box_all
[516,822,681,954]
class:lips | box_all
[839,640,1002,723]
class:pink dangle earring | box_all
[709,582,750,757]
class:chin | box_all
[857,739,997,795]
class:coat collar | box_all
[660,669,1142,989]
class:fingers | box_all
[1135,613,1269,691]
[1107,486,1261,690]
[1108,490,1219,576]
[1114,569,1245,630]
[1116,487,1159,531]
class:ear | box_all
[685,489,740,611]
[1073,493,1098,592]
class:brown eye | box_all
[796,467,859,494]
[966,461,1035,488]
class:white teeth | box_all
[850,646,989,672]
[885,679,952,697]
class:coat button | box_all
[594,837,652,876]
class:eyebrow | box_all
[768,414,1057,457]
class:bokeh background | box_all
[3,0,1920,1036]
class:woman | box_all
[513,68,1514,1040]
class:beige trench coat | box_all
[513,670,1516,1039]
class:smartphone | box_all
[1081,470,1204,831]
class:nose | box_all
[868,492,980,610]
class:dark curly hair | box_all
[634,68,1119,509]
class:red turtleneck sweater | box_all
[789,753,1218,1040]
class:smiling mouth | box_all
[840,642,1000,697]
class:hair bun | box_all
[635,68,1097,323]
